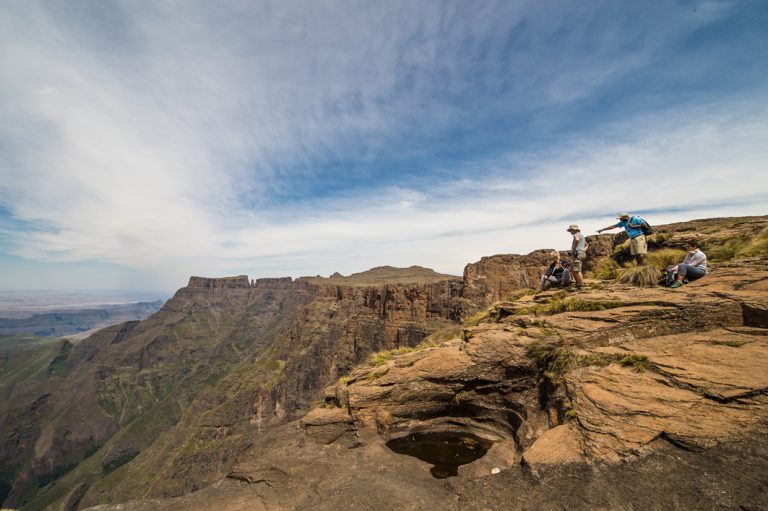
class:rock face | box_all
[460,235,615,308]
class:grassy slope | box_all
[19,292,300,511]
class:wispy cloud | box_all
[0,1,766,290]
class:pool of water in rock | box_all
[386,432,493,478]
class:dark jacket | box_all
[545,261,568,280]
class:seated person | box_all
[668,240,708,288]
[541,251,572,290]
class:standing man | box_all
[566,224,587,289]
[597,212,648,266]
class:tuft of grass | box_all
[594,257,621,280]
[611,239,631,258]
[646,249,687,271]
[515,298,622,316]
[597,247,685,283]
[742,226,768,256]
[369,346,415,366]
[565,409,578,419]
[565,299,623,312]
[705,227,768,262]
[706,238,746,262]
[616,266,662,287]
[507,288,538,301]
[423,325,462,344]
[366,367,390,381]
[619,354,651,372]
[527,342,611,379]
[368,332,451,368]
[713,340,747,348]
[463,308,492,327]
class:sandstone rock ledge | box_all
[84,257,768,511]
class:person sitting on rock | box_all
[540,251,572,290]
[668,239,708,288]
[567,224,588,289]
[597,212,648,266]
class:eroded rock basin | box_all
[386,432,493,478]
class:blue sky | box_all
[1,0,767,292]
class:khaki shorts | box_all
[630,235,648,255]
[571,250,586,272]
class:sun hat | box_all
[566,224,580,231]
[617,212,630,219]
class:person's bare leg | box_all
[574,271,584,288]
[636,254,646,266]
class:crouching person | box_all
[541,251,572,290]
[668,240,708,288]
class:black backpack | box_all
[664,267,677,287]
[635,217,653,235]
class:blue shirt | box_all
[616,217,644,238]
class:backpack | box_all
[633,217,653,235]
[664,267,677,287]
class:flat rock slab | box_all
[614,329,768,400]
[568,364,768,461]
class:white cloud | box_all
[0,1,764,290]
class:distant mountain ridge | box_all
[303,265,459,286]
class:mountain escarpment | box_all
[1,215,766,511]
[1,271,465,510]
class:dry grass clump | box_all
[515,297,622,316]
[368,332,451,367]
[507,288,538,301]
[615,266,662,287]
[594,257,621,280]
[595,247,683,287]
[619,354,652,372]
[462,308,493,327]
[706,227,768,262]
[369,346,416,366]
[744,227,768,256]
[706,237,748,262]
[610,239,631,258]
[646,248,687,271]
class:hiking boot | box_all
[669,281,684,289]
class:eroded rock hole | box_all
[386,432,493,478]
